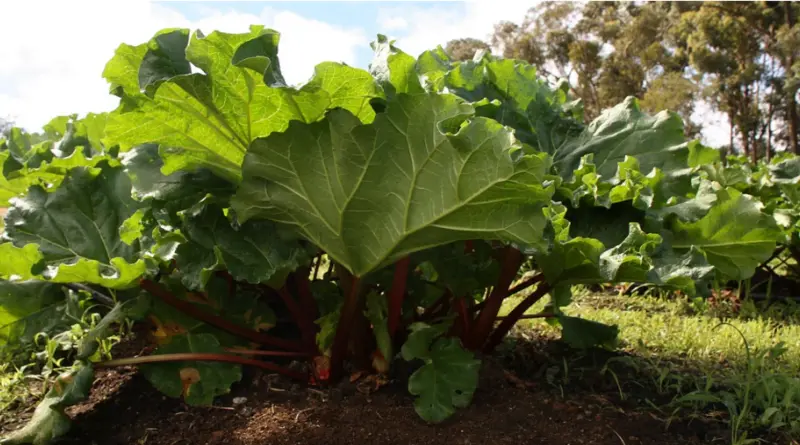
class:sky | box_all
[0,0,729,146]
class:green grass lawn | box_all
[501,286,800,444]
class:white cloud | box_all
[0,1,366,132]
[376,11,409,32]
[375,2,535,58]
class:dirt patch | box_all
[52,358,717,445]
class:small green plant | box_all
[675,324,800,444]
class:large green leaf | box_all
[233,93,553,277]
[141,333,242,406]
[552,97,689,182]
[0,150,115,208]
[103,26,383,182]
[0,128,54,176]
[383,45,694,213]
[404,333,480,423]
[3,163,146,288]
[120,144,235,208]
[141,277,269,405]
[668,188,781,280]
[0,363,93,445]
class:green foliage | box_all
[0,24,790,445]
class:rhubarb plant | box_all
[0,27,786,445]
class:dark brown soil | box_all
[0,330,742,445]
[32,361,718,445]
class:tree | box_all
[0,117,13,137]
[445,1,800,161]
[483,2,700,134]
[444,38,491,61]
[673,1,800,158]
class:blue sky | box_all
[0,1,729,146]
[171,1,452,68]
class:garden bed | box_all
[49,362,714,445]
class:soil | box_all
[0,336,733,445]
[2,328,754,445]
[42,365,718,445]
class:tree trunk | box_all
[786,2,799,154]
[764,102,774,162]
[743,86,753,161]
[728,113,735,158]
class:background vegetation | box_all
[445,1,800,162]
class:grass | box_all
[500,285,800,444]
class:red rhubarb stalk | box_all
[387,256,411,336]
[467,246,523,350]
[96,353,307,381]
[483,283,551,353]
[328,273,362,382]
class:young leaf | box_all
[401,321,451,362]
[406,337,480,423]
[77,293,152,360]
[233,93,553,277]
[364,291,392,369]
[369,34,426,95]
